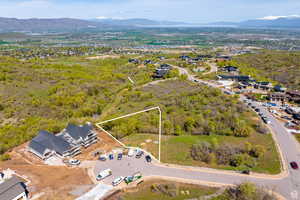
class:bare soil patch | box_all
[76,131,122,161]
[0,154,92,199]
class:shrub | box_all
[0,154,11,161]
[230,154,245,167]
[250,145,266,158]
[214,182,276,200]
[191,142,213,163]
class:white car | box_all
[128,148,137,157]
[69,159,80,166]
[96,169,112,181]
[112,176,124,186]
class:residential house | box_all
[217,75,252,82]
[216,55,232,62]
[28,130,81,160]
[28,123,98,160]
[274,85,287,93]
[187,58,201,65]
[143,60,154,65]
[160,64,172,70]
[180,55,190,61]
[223,66,238,73]
[287,90,300,103]
[152,64,172,79]
[197,55,213,59]
[153,68,169,78]
[59,123,98,148]
[0,176,28,200]
[254,82,273,91]
[238,81,253,89]
[128,58,140,64]
[268,93,288,102]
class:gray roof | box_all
[29,130,72,156]
[0,176,27,200]
[65,123,93,141]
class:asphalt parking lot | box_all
[94,154,153,185]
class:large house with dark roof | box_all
[217,75,252,82]
[0,176,28,200]
[28,123,98,160]
[254,82,273,91]
[58,123,98,148]
[28,130,81,160]
[287,90,300,103]
[152,64,172,79]
[223,66,238,73]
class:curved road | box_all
[95,65,300,200]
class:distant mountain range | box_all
[211,16,300,28]
[0,17,187,33]
[91,18,187,26]
[0,16,299,33]
[93,16,300,28]
[0,17,108,32]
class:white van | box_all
[96,169,112,181]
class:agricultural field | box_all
[104,80,281,174]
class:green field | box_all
[121,133,281,174]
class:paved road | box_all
[203,62,218,75]
[94,65,300,199]
[95,154,293,199]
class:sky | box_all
[0,0,300,23]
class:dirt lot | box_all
[76,131,122,161]
[0,152,92,199]
[0,130,122,199]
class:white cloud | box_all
[95,16,124,20]
[258,14,300,20]
[95,16,109,19]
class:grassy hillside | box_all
[104,80,281,174]
[233,50,300,90]
[0,55,161,155]
[104,80,267,137]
